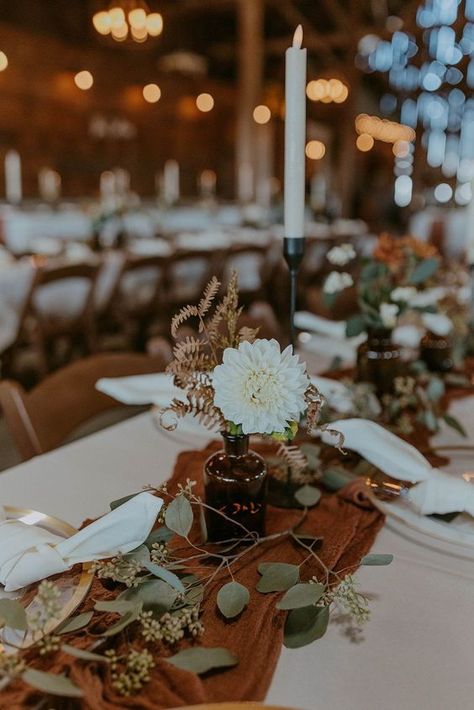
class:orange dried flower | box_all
[401,235,438,259]
[373,233,404,269]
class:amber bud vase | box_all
[356,327,402,397]
[203,433,267,543]
[420,331,453,372]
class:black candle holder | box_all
[283,237,306,348]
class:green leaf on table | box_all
[361,553,393,566]
[0,599,28,630]
[61,644,109,663]
[321,466,354,492]
[426,376,445,403]
[22,669,83,698]
[102,604,142,637]
[409,257,439,285]
[257,563,300,593]
[200,504,208,543]
[144,526,175,546]
[360,261,387,281]
[283,604,329,649]
[276,582,325,610]
[443,414,467,437]
[346,315,366,338]
[124,544,150,565]
[57,611,93,635]
[143,561,185,594]
[417,409,438,432]
[109,491,142,510]
[300,443,321,471]
[166,647,238,674]
[294,485,321,508]
[216,582,249,619]
[165,495,193,537]
[94,599,138,614]
[120,579,178,612]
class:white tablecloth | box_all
[0,398,473,709]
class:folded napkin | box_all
[0,492,162,591]
[321,418,474,518]
[295,311,347,339]
[96,372,179,407]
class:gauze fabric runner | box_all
[3,442,383,709]
[322,418,474,517]
[0,492,163,592]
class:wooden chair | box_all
[29,262,99,370]
[164,248,224,313]
[220,245,272,306]
[108,254,168,350]
[0,352,166,462]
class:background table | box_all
[0,402,473,709]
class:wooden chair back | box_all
[221,245,270,303]
[165,249,224,308]
[112,254,168,317]
[0,352,166,461]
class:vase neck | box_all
[222,432,249,456]
[367,327,392,341]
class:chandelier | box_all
[92,1,163,44]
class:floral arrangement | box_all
[159,272,325,443]
[323,234,442,337]
[0,482,392,701]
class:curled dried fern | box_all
[171,305,199,338]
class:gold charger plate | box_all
[1,506,93,651]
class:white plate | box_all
[371,493,474,561]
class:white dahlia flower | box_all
[212,339,310,435]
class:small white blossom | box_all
[379,302,399,329]
[421,312,453,336]
[323,271,354,295]
[327,243,356,266]
[212,339,309,435]
[391,286,417,303]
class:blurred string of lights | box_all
[356,0,474,207]
[93,1,163,44]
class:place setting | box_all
[1,2,474,709]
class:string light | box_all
[356,133,374,151]
[305,140,326,160]
[92,3,163,44]
[0,52,8,72]
[143,83,161,103]
[74,70,94,90]
[306,78,349,103]
[355,114,415,143]
[253,105,271,124]
[196,93,214,112]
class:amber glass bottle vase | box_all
[356,327,401,396]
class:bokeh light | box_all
[196,93,215,112]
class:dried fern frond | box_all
[154,399,191,431]
[172,336,204,362]
[304,383,325,434]
[276,442,308,476]
[238,326,260,343]
[171,305,199,338]
[197,276,220,322]
[320,424,345,452]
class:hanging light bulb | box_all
[93,11,111,35]
[92,3,163,45]
[146,13,163,36]
[128,7,147,30]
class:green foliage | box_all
[0,599,28,630]
[143,560,185,593]
[361,554,394,566]
[257,563,300,593]
[216,582,250,619]
[294,484,321,507]
[22,669,83,698]
[443,414,467,437]
[409,258,439,284]
[276,583,325,610]
[346,314,367,338]
[61,645,109,663]
[57,611,93,635]
[283,605,330,648]
[165,495,194,537]
[166,647,238,674]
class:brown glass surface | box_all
[356,327,401,396]
[204,434,267,542]
[420,331,454,372]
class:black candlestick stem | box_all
[283,237,306,348]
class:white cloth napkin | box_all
[295,311,347,339]
[321,418,474,517]
[310,376,354,414]
[0,492,162,591]
[96,372,180,407]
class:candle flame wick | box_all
[293,24,303,49]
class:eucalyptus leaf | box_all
[109,491,142,511]
[144,526,175,546]
[321,466,354,492]
[200,504,208,543]
[216,582,249,619]
[124,544,150,564]
[61,644,109,663]
[143,561,185,593]
[166,647,238,674]
[294,484,321,508]
[409,257,438,284]
[94,599,138,614]
[121,579,178,612]
[419,409,438,432]
[361,553,394,566]
[276,582,325,610]
[185,584,205,606]
[165,495,194,538]
[426,377,445,403]
[300,443,321,471]
[57,611,93,635]
[346,314,367,338]
[22,669,83,698]
[283,604,330,649]
[102,604,142,637]
[257,563,300,593]
[0,599,27,630]
[443,414,467,437]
